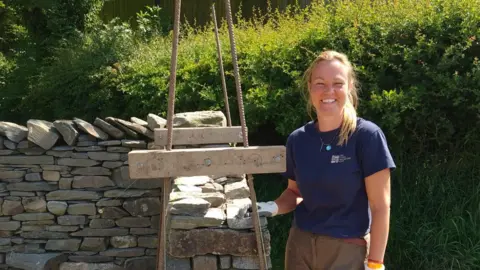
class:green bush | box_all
[0,52,13,89]
[4,0,479,152]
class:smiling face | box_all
[308,59,351,117]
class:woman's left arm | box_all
[365,167,391,263]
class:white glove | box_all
[365,262,385,270]
[256,201,278,217]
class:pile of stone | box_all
[0,111,272,270]
[168,174,271,269]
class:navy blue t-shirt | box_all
[282,117,396,238]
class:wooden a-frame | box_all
[128,126,285,269]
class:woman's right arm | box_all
[274,179,303,215]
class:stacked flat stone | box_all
[0,111,272,270]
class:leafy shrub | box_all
[3,0,479,153]
[1,0,480,269]
[0,52,12,87]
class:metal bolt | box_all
[204,158,212,166]
[274,155,281,162]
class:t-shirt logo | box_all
[331,154,351,164]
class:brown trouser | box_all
[285,226,369,270]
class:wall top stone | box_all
[0,110,227,151]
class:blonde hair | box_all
[302,50,359,146]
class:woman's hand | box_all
[255,179,302,217]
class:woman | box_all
[258,50,395,270]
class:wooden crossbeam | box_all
[154,126,245,146]
[128,146,286,179]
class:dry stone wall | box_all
[0,111,272,270]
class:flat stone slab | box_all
[103,189,160,198]
[105,117,139,139]
[170,197,211,217]
[27,119,60,150]
[60,262,124,270]
[87,151,120,161]
[0,122,28,142]
[67,203,97,216]
[123,198,161,217]
[109,117,153,139]
[99,247,145,257]
[0,149,14,155]
[174,175,212,186]
[169,192,225,208]
[98,140,122,146]
[232,255,273,269]
[12,213,54,221]
[25,172,42,181]
[102,161,123,169]
[74,118,109,140]
[46,225,79,232]
[7,182,58,191]
[71,228,129,237]
[46,190,101,201]
[45,239,82,252]
[96,199,122,207]
[89,219,115,229]
[93,118,125,139]
[80,237,109,252]
[112,166,162,189]
[41,165,70,171]
[22,197,47,212]
[47,201,68,215]
[115,217,151,228]
[20,231,70,239]
[0,221,21,231]
[121,140,146,148]
[168,228,271,257]
[192,255,217,270]
[225,179,250,200]
[130,117,148,126]
[99,207,129,219]
[67,256,114,263]
[147,113,166,130]
[176,184,202,193]
[43,171,61,181]
[2,200,24,215]
[173,110,226,127]
[6,252,68,270]
[228,216,268,230]
[72,176,115,189]
[71,167,111,176]
[0,170,26,179]
[165,256,191,270]
[57,215,88,226]
[53,120,79,146]
[0,155,54,165]
[110,235,137,248]
[171,208,225,230]
[57,158,101,167]
[124,257,157,269]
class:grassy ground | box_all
[254,150,480,269]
